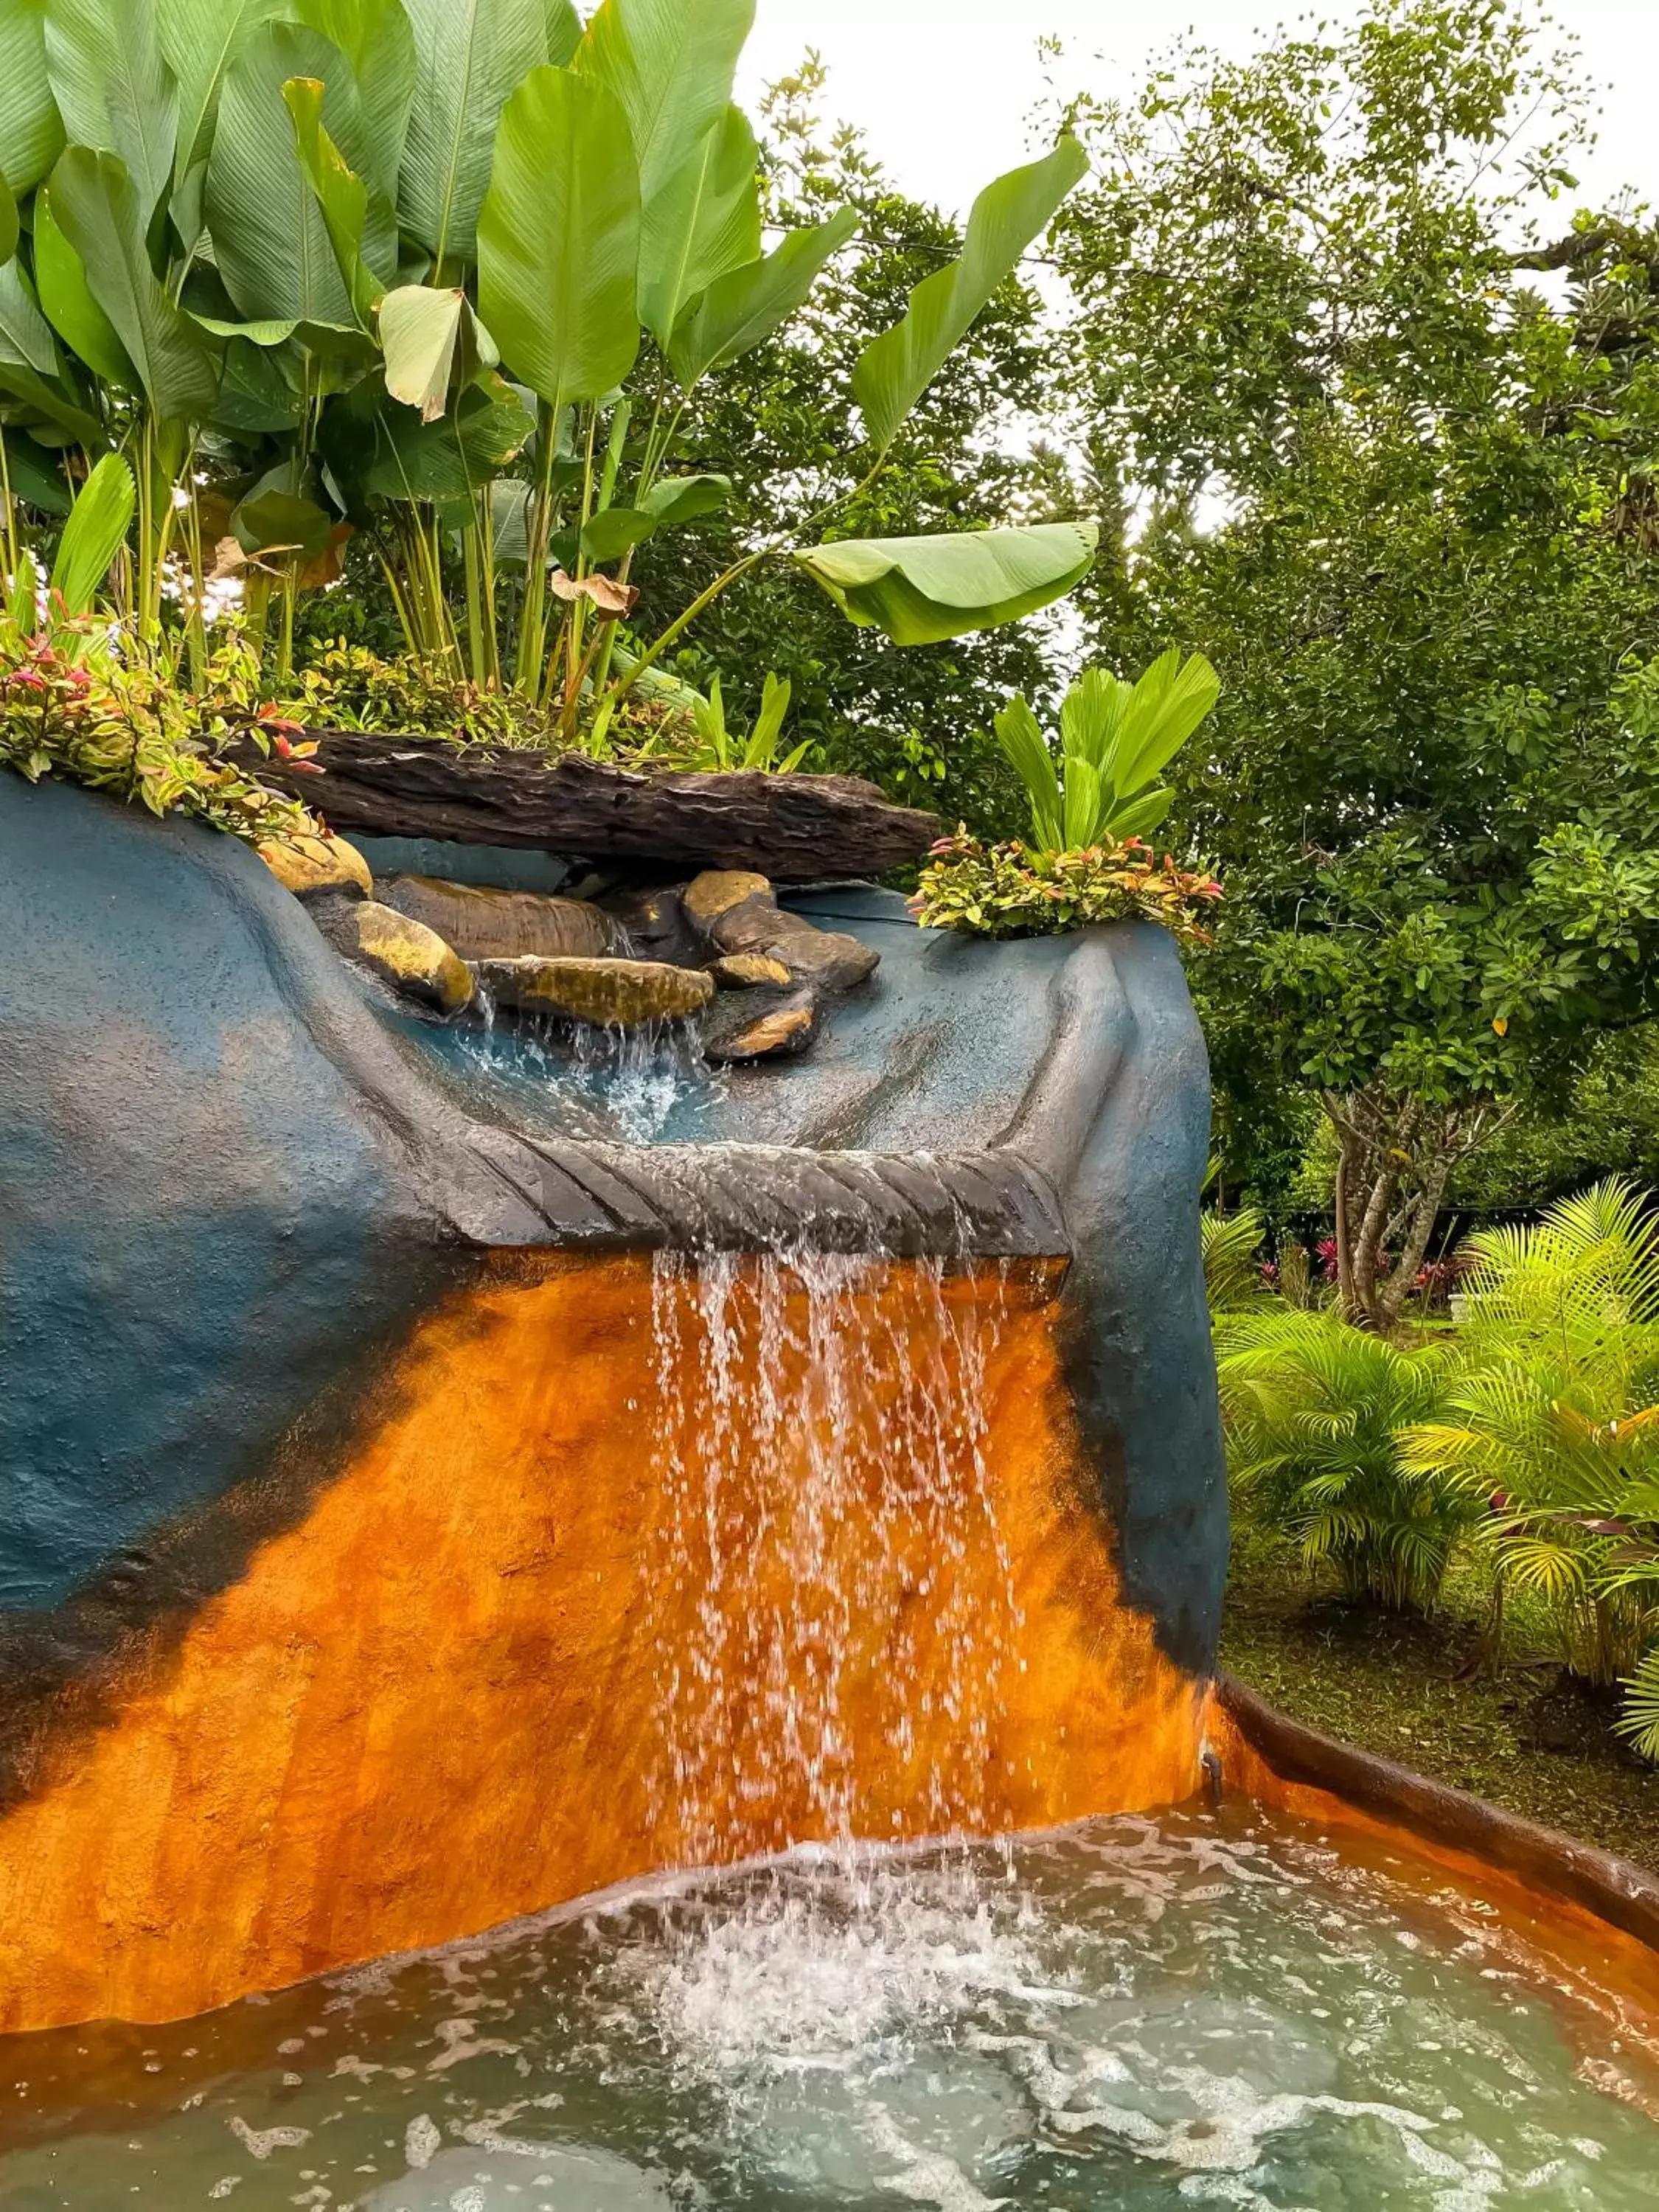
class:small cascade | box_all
[439,1002,720,1143]
[647,1248,1024,1866]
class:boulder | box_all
[682,869,773,929]
[598,883,706,969]
[380,874,616,961]
[314,897,473,1015]
[702,984,821,1062]
[764,919,881,993]
[690,873,881,994]
[256,830,372,900]
[710,952,793,989]
[472,954,714,1028]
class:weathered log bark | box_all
[243,729,942,882]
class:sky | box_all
[739,0,1658,221]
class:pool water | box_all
[1,1805,1655,2210]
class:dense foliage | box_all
[910,831,1221,944]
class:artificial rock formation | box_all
[472,953,714,1027]
[684,868,881,994]
[380,874,618,961]
[702,983,820,1061]
[0,774,1225,2031]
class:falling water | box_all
[647,1248,1024,1866]
[434,1003,720,1143]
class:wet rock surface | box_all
[702,984,821,1062]
[256,830,372,900]
[380,874,616,961]
[313,897,474,1015]
[473,954,715,1028]
[710,951,793,989]
[685,869,881,998]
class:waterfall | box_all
[648,1249,1025,1865]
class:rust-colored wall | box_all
[0,1253,1205,2033]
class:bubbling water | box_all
[647,1249,1023,1864]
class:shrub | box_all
[909,831,1222,944]
[1216,1309,1473,1613]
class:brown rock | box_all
[683,869,773,931]
[314,898,472,1014]
[766,921,881,992]
[598,883,705,968]
[706,891,785,956]
[380,875,617,961]
[257,831,372,900]
[473,955,714,1029]
[711,952,793,989]
[702,985,820,1062]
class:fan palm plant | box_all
[992,648,1220,855]
[1217,1308,1471,1612]
[1201,1203,1270,1314]
[1399,1178,1659,1753]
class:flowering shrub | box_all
[909,830,1222,946]
[0,629,321,850]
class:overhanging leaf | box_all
[159,0,291,242]
[0,428,71,512]
[636,102,759,348]
[477,66,641,408]
[49,448,133,612]
[46,147,219,420]
[379,284,470,420]
[33,182,132,386]
[793,520,1099,646]
[580,504,656,563]
[851,137,1087,453]
[574,0,753,200]
[283,75,382,326]
[44,0,179,225]
[641,469,730,523]
[399,0,549,267]
[667,206,858,388]
[291,0,415,195]
[0,0,64,195]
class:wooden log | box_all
[245,730,942,882]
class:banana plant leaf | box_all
[0,0,64,197]
[283,76,383,330]
[667,206,858,388]
[574,0,753,201]
[851,137,1087,454]
[580,467,729,560]
[233,467,333,558]
[0,177,16,267]
[0,260,99,441]
[290,0,415,196]
[49,448,133,612]
[44,0,178,225]
[637,102,759,349]
[160,0,293,243]
[349,371,533,505]
[794,520,1099,647]
[0,428,71,512]
[379,284,495,422]
[33,184,131,387]
[46,147,219,421]
[398,0,549,266]
[477,66,640,409]
[211,333,304,432]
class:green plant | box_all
[1202,1204,1270,1314]
[681,672,810,774]
[1399,1179,1659,1752]
[908,830,1221,945]
[1216,1308,1472,1613]
[992,649,1219,855]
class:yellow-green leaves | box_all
[283,75,383,328]
[574,0,753,201]
[0,0,63,198]
[33,183,130,385]
[795,521,1099,647]
[400,0,549,268]
[852,138,1088,453]
[477,66,641,409]
[159,0,292,242]
[667,207,858,389]
[378,284,495,421]
[44,0,178,224]
[49,451,134,613]
[637,102,759,349]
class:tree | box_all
[1051,0,1659,1327]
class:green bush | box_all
[909,831,1221,943]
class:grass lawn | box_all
[1219,1526,1659,1874]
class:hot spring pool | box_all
[0,1805,1654,2210]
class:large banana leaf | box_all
[0,0,64,195]
[327,369,532,506]
[544,0,581,62]
[379,282,495,420]
[579,467,729,560]
[44,0,179,225]
[283,74,382,327]
[46,147,218,420]
[291,0,415,195]
[574,0,753,201]
[398,0,549,268]
[212,333,304,431]
[794,520,1098,647]
[49,448,133,612]
[159,0,291,241]
[33,184,132,386]
[667,206,858,388]
[207,24,391,330]
[477,66,640,409]
[851,138,1087,453]
[637,103,759,349]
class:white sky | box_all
[740,0,1658,220]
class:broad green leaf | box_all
[1107,787,1175,842]
[477,66,641,408]
[211,332,303,430]
[544,0,581,63]
[574,0,753,200]
[159,0,292,242]
[0,429,71,512]
[580,504,656,563]
[292,0,415,194]
[1059,666,1130,776]
[399,0,549,268]
[49,449,133,612]
[284,76,383,326]
[667,206,857,388]
[379,283,490,420]
[208,24,387,330]
[1113,647,1220,794]
[1062,754,1102,852]
[46,147,219,419]
[637,102,759,347]
[189,310,302,341]
[233,480,332,555]
[0,177,15,266]
[355,371,532,502]
[34,184,133,386]
[994,693,1062,851]
[44,0,179,224]
[0,259,100,439]
[0,0,64,195]
[641,469,729,523]
[852,138,1087,453]
[794,520,1099,647]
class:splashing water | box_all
[647,1249,1023,1864]
[425,1007,720,1144]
